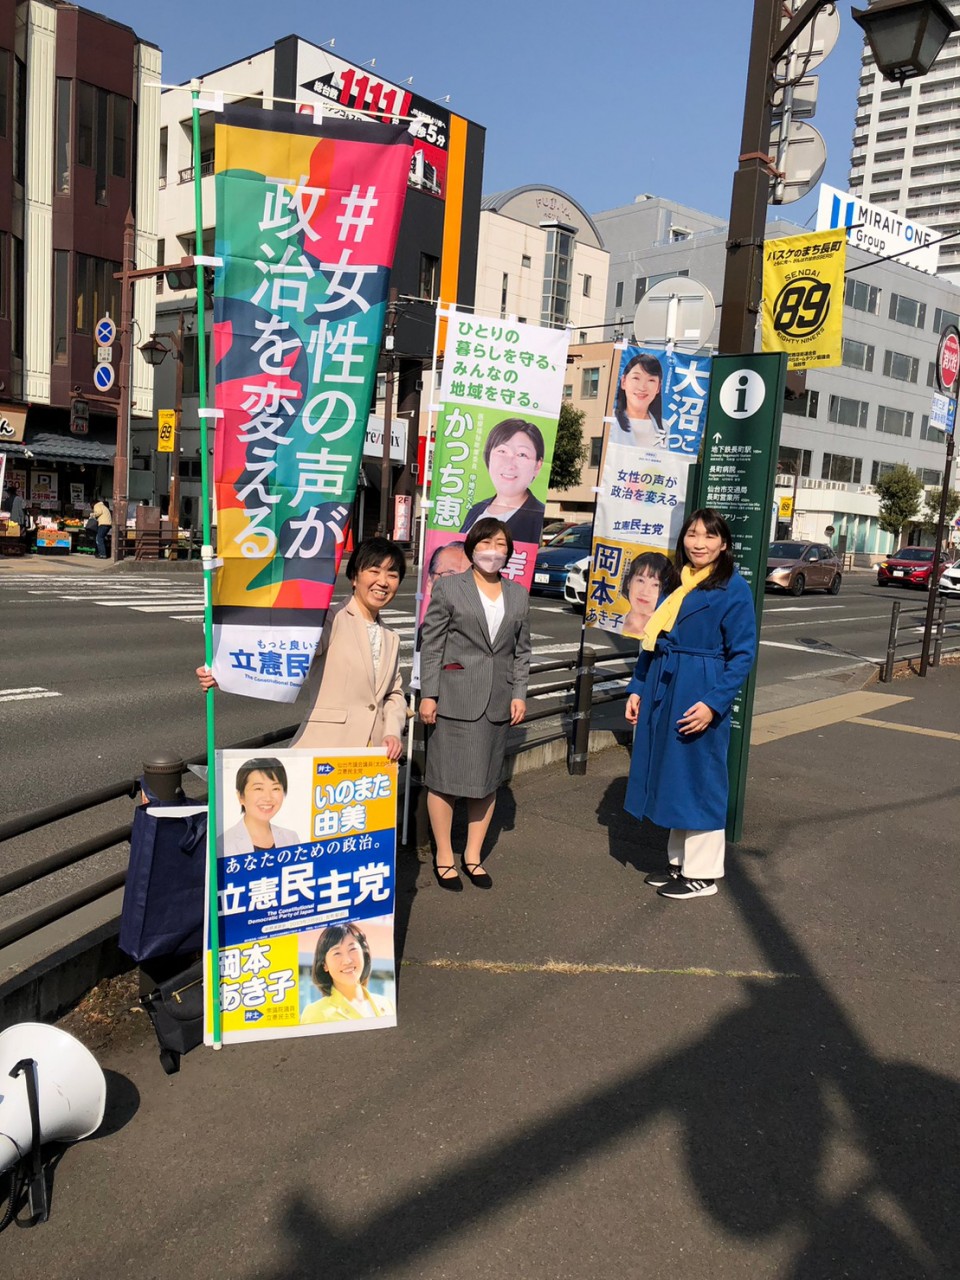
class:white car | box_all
[938,559,960,597]
[563,556,590,612]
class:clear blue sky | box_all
[106,0,865,226]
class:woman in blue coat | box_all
[623,508,758,900]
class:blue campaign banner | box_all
[609,346,710,457]
[217,831,395,947]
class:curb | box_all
[0,904,128,1028]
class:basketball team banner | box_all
[420,309,570,620]
[761,228,845,372]
[211,106,411,701]
[205,748,398,1045]
[585,345,710,638]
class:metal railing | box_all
[177,157,215,184]
[879,595,959,681]
[0,650,632,952]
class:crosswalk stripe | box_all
[130,602,206,612]
[0,689,61,703]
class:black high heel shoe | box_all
[462,860,492,889]
[433,860,463,891]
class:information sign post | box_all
[695,353,787,841]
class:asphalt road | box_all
[1,561,957,821]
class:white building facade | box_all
[474,185,608,339]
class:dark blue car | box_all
[531,524,593,597]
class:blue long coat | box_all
[624,570,758,831]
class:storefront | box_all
[0,419,115,555]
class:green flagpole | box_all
[192,83,222,1049]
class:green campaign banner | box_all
[419,309,570,621]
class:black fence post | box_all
[933,598,948,668]
[141,750,185,803]
[882,601,901,683]
[567,646,595,776]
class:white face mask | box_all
[472,549,508,574]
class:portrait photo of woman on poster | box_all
[611,352,665,449]
[460,418,546,546]
[222,757,301,856]
[621,551,680,639]
[300,921,396,1024]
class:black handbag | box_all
[141,958,204,1075]
[84,515,98,533]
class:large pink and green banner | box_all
[419,310,570,621]
[211,106,411,700]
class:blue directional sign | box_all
[930,391,956,437]
[95,315,116,346]
[93,363,115,392]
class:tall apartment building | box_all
[849,4,960,281]
[0,0,159,517]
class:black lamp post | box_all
[138,312,187,542]
[719,0,958,355]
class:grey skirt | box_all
[425,712,509,799]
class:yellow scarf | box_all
[639,564,714,652]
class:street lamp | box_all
[138,336,170,369]
[719,0,957,355]
[852,0,959,83]
[138,313,187,546]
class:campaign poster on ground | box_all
[204,748,398,1045]
[210,105,411,703]
[419,310,570,622]
[585,346,710,638]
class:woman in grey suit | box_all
[419,518,531,890]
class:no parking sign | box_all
[93,363,115,392]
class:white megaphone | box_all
[0,1023,106,1176]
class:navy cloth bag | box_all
[119,786,208,963]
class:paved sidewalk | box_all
[2,668,959,1278]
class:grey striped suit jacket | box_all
[419,571,531,722]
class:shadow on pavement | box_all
[595,773,668,874]
[244,844,960,1279]
[93,1070,141,1140]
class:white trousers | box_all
[667,828,727,880]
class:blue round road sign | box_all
[95,316,116,346]
[93,363,115,392]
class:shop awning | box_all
[0,433,116,465]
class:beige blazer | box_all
[290,599,406,750]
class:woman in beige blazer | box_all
[198,538,407,760]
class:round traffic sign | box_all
[95,315,116,346]
[93,363,116,392]
[936,328,959,393]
